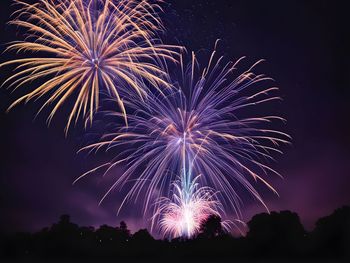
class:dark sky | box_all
[0,0,350,234]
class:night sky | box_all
[1,0,350,234]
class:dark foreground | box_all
[1,207,349,262]
[0,260,349,263]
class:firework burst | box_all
[79,42,290,231]
[153,174,235,238]
[1,0,180,132]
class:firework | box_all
[153,174,235,238]
[79,42,290,231]
[1,0,179,132]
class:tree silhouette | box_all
[1,208,350,260]
[46,214,80,258]
[118,221,131,242]
[132,229,154,243]
[199,214,223,238]
[312,206,350,258]
[95,225,118,243]
[247,211,306,257]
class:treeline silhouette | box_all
[1,206,349,261]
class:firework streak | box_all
[79,41,290,237]
[1,0,180,132]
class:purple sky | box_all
[1,0,350,235]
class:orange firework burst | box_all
[1,0,180,133]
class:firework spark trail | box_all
[153,175,224,238]
[0,0,180,133]
[158,111,222,238]
[155,107,238,238]
[79,42,290,235]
